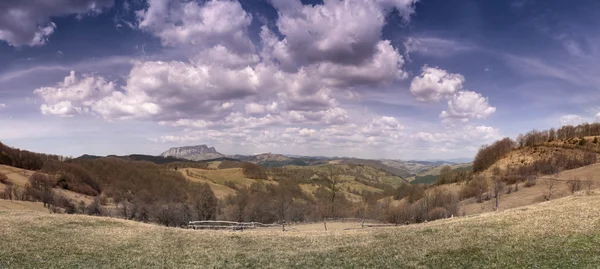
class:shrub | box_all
[0,173,9,185]
[427,207,450,221]
[85,197,103,216]
[524,177,537,187]
[460,177,488,202]
[1,185,14,201]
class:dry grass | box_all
[2,192,600,268]
[179,168,237,199]
[0,199,48,213]
[463,163,600,215]
[0,165,94,205]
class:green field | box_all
[2,192,600,268]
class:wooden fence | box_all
[188,220,282,230]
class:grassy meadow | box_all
[2,192,600,268]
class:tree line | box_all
[474,122,600,173]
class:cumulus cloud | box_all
[410,66,496,124]
[440,91,496,123]
[137,0,255,55]
[245,103,266,115]
[596,113,600,123]
[34,71,117,117]
[0,104,6,109]
[410,66,465,102]
[266,0,416,70]
[0,0,114,47]
[30,0,498,157]
[560,114,584,126]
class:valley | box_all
[2,122,600,267]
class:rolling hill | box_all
[2,191,600,268]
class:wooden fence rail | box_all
[188,221,282,230]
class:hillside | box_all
[233,153,316,167]
[409,163,473,185]
[463,162,600,214]
[2,192,600,268]
[334,158,412,178]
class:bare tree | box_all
[270,182,294,231]
[567,177,582,194]
[321,166,341,231]
[543,179,556,201]
[584,173,594,193]
[4,185,14,201]
[492,177,506,210]
[191,183,218,221]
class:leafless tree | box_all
[321,166,341,231]
[543,179,556,201]
[493,177,506,210]
[4,185,14,201]
[567,177,581,194]
[191,183,218,221]
[584,173,594,193]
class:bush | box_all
[0,173,9,185]
[460,177,488,202]
[524,177,537,187]
[427,207,450,221]
[85,197,103,216]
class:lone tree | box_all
[543,179,556,201]
[492,177,506,210]
[584,173,594,193]
[319,166,341,231]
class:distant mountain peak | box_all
[160,145,224,161]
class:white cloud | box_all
[313,40,408,88]
[28,0,501,159]
[245,103,266,115]
[221,102,234,110]
[34,71,117,117]
[560,114,584,126]
[138,0,255,55]
[0,104,6,109]
[440,91,496,123]
[596,113,600,123]
[410,66,465,102]
[266,0,416,70]
[410,66,496,124]
[0,0,114,47]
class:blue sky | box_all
[1,0,599,160]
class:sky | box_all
[1,0,600,160]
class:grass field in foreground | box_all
[2,193,600,268]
